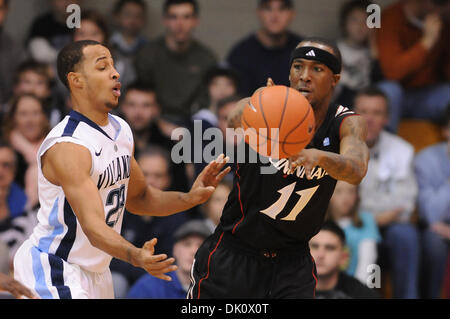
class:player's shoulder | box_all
[43,114,72,139]
[109,113,133,134]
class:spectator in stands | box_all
[127,219,211,299]
[135,0,217,123]
[0,142,26,223]
[376,0,450,132]
[119,83,167,156]
[354,87,420,299]
[310,221,380,299]
[27,0,79,65]
[191,95,241,180]
[110,146,190,298]
[414,104,450,299]
[2,95,50,209]
[0,0,22,104]
[110,0,148,88]
[0,204,38,269]
[11,60,63,127]
[73,9,137,90]
[201,179,232,232]
[327,180,381,284]
[118,82,189,192]
[226,0,302,96]
[334,0,383,107]
[192,65,240,128]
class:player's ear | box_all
[67,71,84,89]
[331,73,340,88]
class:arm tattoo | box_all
[319,116,369,184]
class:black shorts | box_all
[187,231,318,299]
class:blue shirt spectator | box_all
[414,142,450,226]
[414,105,450,299]
[7,182,27,218]
[340,211,381,278]
[126,220,212,299]
[127,271,185,299]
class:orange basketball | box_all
[241,85,315,159]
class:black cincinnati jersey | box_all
[219,103,358,249]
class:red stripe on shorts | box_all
[197,232,224,299]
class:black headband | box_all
[290,46,341,74]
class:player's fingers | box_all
[201,156,221,177]
[213,156,229,174]
[13,284,37,299]
[215,166,231,182]
[147,256,175,269]
[148,253,169,263]
[304,164,313,180]
[143,238,157,253]
[267,77,275,86]
[147,264,177,275]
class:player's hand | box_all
[137,238,177,281]
[288,148,323,179]
[0,273,39,299]
[266,77,275,86]
[188,154,231,205]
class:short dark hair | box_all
[321,221,346,244]
[258,0,294,9]
[137,145,171,167]
[298,36,342,72]
[123,81,160,105]
[339,0,373,36]
[354,86,389,114]
[57,40,102,90]
[204,65,240,90]
[163,0,199,16]
[113,0,147,15]
[217,95,242,111]
[14,60,52,88]
[124,81,156,96]
[79,10,110,44]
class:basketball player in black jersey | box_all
[188,37,369,299]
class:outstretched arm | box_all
[126,154,230,216]
[290,115,369,184]
[41,142,176,280]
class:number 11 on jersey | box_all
[260,182,319,221]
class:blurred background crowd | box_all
[0,0,448,299]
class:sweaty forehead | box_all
[296,41,335,56]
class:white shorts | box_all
[13,239,114,299]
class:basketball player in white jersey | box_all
[13,40,231,299]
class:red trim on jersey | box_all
[197,232,224,299]
[311,256,318,298]
[338,113,360,140]
[232,163,245,234]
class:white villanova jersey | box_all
[28,110,133,274]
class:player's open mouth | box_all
[112,83,121,97]
[297,88,312,96]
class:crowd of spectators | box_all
[0,0,448,299]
